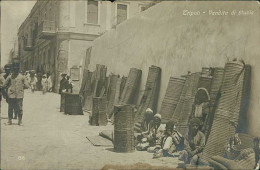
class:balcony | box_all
[39,20,56,39]
[23,38,33,51]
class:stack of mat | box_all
[174,72,201,135]
[114,104,135,152]
[160,77,185,123]
[134,66,161,126]
[120,68,142,105]
[107,74,119,118]
[202,61,249,161]
[91,97,108,126]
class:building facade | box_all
[17,0,157,92]
[8,39,19,64]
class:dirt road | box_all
[1,90,181,169]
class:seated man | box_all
[136,113,164,151]
[152,120,174,158]
[178,118,206,165]
[152,120,185,158]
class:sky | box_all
[1,1,36,67]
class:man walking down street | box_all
[28,70,37,93]
[41,74,48,94]
[2,64,18,119]
[3,62,30,125]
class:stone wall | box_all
[86,1,260,136]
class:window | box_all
[87,1,98,24]
[117,4,127,24]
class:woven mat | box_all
[86,135,113,146]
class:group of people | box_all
[0,62,30,125]
[134,87,260,169]
[24,71,53,94]
[0,62,57,125]
[134,88,212,165]
[135,108,206,165]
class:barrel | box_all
[114,104,135,152]
[64,93,83,115]
[60,92,65,112]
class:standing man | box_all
[41,74,48,94]
[2,64,17,118]
[3,62,30,125]
[66,75,73,93]
[59,73,68,94]
[47,73,53,92]
[28,70,37,93]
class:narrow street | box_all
[1,90,180,170]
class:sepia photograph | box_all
[0,0,260,170]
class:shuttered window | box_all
[87,1,98,24]
[117,4,127,24]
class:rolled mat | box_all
[99,130,113,142]
[160,77,185,123]
[135,66,161,124]
[174,73,201,135]
[208,159,228,170]
[107,74,119,118]
[120,68,142,105]
[211,156,246,170]
[202,61,248,161]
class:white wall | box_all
[68,40,92,93]
[87,1,260,136]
